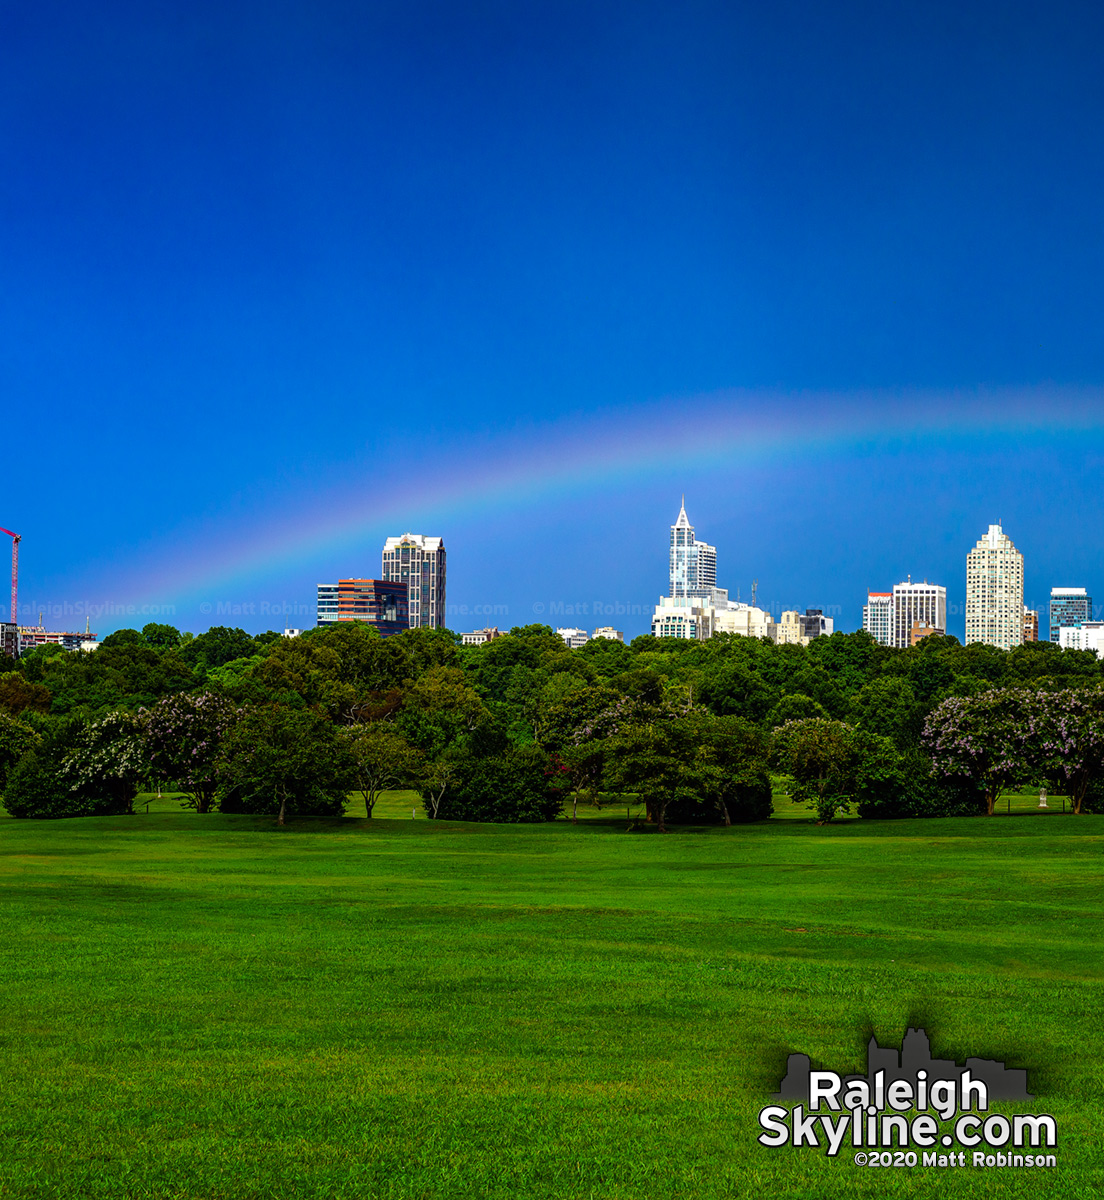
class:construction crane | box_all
[0,527,19,625]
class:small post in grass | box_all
[1039,788,1048,809]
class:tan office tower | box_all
[965,524,1024,650]
[381,533,446,629]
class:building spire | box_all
[675,496,691,529]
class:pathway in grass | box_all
[1,811,1101,1199]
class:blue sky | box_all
[4,1,1104,639]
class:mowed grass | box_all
[1,802,1102,1199]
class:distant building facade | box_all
[316,579,409,636]
[651,595,712,640]
[1049,587,1092,643]
[17,627,94,653]
[593,627,624,641]
[1023,607,1039,643]
[800,609,834,640]
[775,611,806,646]
[461,627,505,646]
[714,605,776,640]
[862,593,893,646]
[892,581,946,648]
[910,620,939,646]
[381,534,446,629]
[864,582,945,648]
[965,524,1024,650]
[557,627,589,649]
[1060,623,1104,655]
[1,622,18,659]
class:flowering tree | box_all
[922,689,1031,816]
[144,691,240,813]
[1030,688,1104,815]
[60,710,147,814]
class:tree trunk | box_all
[572,794,578,824]
[277,791,287,826]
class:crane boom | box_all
[0,527,19,625]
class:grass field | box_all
[1,797,1102,1199]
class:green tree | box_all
[428,743,564,823]
[604,722,707,832]
[180,627,260,672]
[141,623,183,649]
[0,673,52,716]
[771,718,891,824]
[342,723,422,817]
[765,693,828,729]
[100,629,145,648]
[698,661,780,723]
[397,667,497,758]
[218,706,353,825]
[848,676,923,749]
[0,713,39,790]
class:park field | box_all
[1,801,1102,1199]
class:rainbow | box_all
[101,384,1104,613]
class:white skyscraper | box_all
[892,580,947,648]
[381,533,446,629]
[669,500,716,603]
[965,523,1024,650]
[862,592,893,646]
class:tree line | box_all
[1,621,1103,825]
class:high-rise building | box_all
[965,524,1024,650]
[381,534,446,629]
[863,583,945,648]
[892,580,946,648]
[862,593,893,646]
[669,500,716,603]
[1023,606,1039,643]
[316,579,409,636]
[557,627,589,649]
[1049,587,1092,643]
[1,622,18,659]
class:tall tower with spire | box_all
[668,498,716,602]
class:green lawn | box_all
[1,802,1101,1199]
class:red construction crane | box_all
[0,527,19,625]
